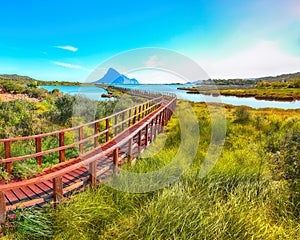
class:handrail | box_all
[0,96,163,142]
[0,97,176,191]
[0,100,163,163]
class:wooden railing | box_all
[0,90,177,223]
[0,96,163,174]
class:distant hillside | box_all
[0,74,37,82]
[255,72,300,82]
[0,74,92,86]
[198,72,300,85]
[93,68,139,84]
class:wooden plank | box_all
[14,197,44,209]
[28,185,46,198]
[63,181,84,195]
[3,190,18,205]
[19,186,37,199]
[12,188,28,201]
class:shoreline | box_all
[178,87,300,102]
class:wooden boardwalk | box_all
[0,91,176,222]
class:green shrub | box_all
[233,106,250,123]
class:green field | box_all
[4,100,299,239]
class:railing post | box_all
[138,130,142,152]
[161,110,166,130]
[141,104,145,118]
[147,102,150,114]
[128,138,133,165]
[122,112,125,131]
[4,141,12,174]
[128,109,131,127]
[79,127,83,154]
[138,106,142,121]
[145,124,149,146]
[114,115,118,137]
[94,122,99,148]
[89,161,97,187]
[53,176,63,207]
[155,116,158,137]
[159,112,162,133]
[106,118,109,142]
[114,148,119,168]
[59,132,65,162]
[0,191,6,224]
[150,120,154,142]
[133,107,137,124]
[35,137,42,166]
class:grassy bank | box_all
[3,101,299,239]
[178,87,300,101]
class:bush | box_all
[26,88,48,99]
[233,106,250,123]
[1,81,26,94]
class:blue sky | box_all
[0,0,299,82]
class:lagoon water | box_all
[40,86,114,101]
[41,85,300,109]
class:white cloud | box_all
[55,45,78,52]
[53,61,83,69]
[199,40,300,79]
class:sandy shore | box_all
[0,93,39,102]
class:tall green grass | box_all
[5,101,300,239]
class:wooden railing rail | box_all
[0,96,163,143]
[0,97,163,172]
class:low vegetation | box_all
[3,101,299,239]
[179,80,300,101]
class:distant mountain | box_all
[93,68,139,84]
[255,72,300,82]
[187,80,203,84]
[0,74,36,81]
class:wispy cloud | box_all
[55,45,78,52]
[53,61,83,69]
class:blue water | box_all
[116,84,300,109]
[41,85,300,109]
[40,86,115,101]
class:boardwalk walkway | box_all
[0,91,176,222]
